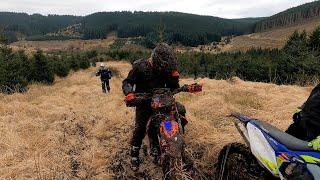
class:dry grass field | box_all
[0,61,313,179]
[10,38,115,54]
[222,18,320,52]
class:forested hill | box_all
[0,12,81,42]
[2,1,320,46]
[255,1,320,32]
[81,12,263,46]
[0,11,262,46]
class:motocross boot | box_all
[150,141,160,164]
[130,146,140,171]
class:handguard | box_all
[125,93,151,107]
[125,93,135,107]
[126,93,135,101]
[308,136,320,151]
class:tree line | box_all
[3,25,320,94]
[0,12,81,42]
[178,27,320,85]
[0,39,97,93]
[107,26,320,86]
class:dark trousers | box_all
[286,122,308,141]
[286,119,320,141]
[130,102,186,150]
[101,80,110,93]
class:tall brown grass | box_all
[0,61,312,179]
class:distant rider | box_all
[122,43,188,171]
[286,84,320,150]
[96,63,112,93]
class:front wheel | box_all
[162,155,193,180]
[215,143,274,180]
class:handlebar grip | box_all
[125,93,152,107]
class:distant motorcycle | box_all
[216,113,320,180]
[126,84,202,179]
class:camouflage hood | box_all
[151,43,178,73]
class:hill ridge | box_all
[255,1,320,32]
[0,11,261,46]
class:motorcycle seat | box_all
[252,120,314,152]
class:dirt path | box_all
[0,61,312,179]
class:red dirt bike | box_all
[126,84,202,179]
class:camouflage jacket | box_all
[122,59,180,96]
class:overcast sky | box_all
[0,0,316,18]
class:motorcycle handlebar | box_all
[137,83,202,97]
[125,83,202,107]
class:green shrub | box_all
[30,50,54,84]
[54,57,70,77]
[69,55,80,71]
[79,54,91,69]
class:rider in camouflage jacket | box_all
[122,43,187,170]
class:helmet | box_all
[151,43,178,73]
[100,63,105,67]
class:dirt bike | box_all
[216,113,320,180]
[126,84,202,179]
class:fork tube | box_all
[174,103,183,134]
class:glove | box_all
[125,93,135,101]
[292,108,302,123]
[308,136,320,151]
